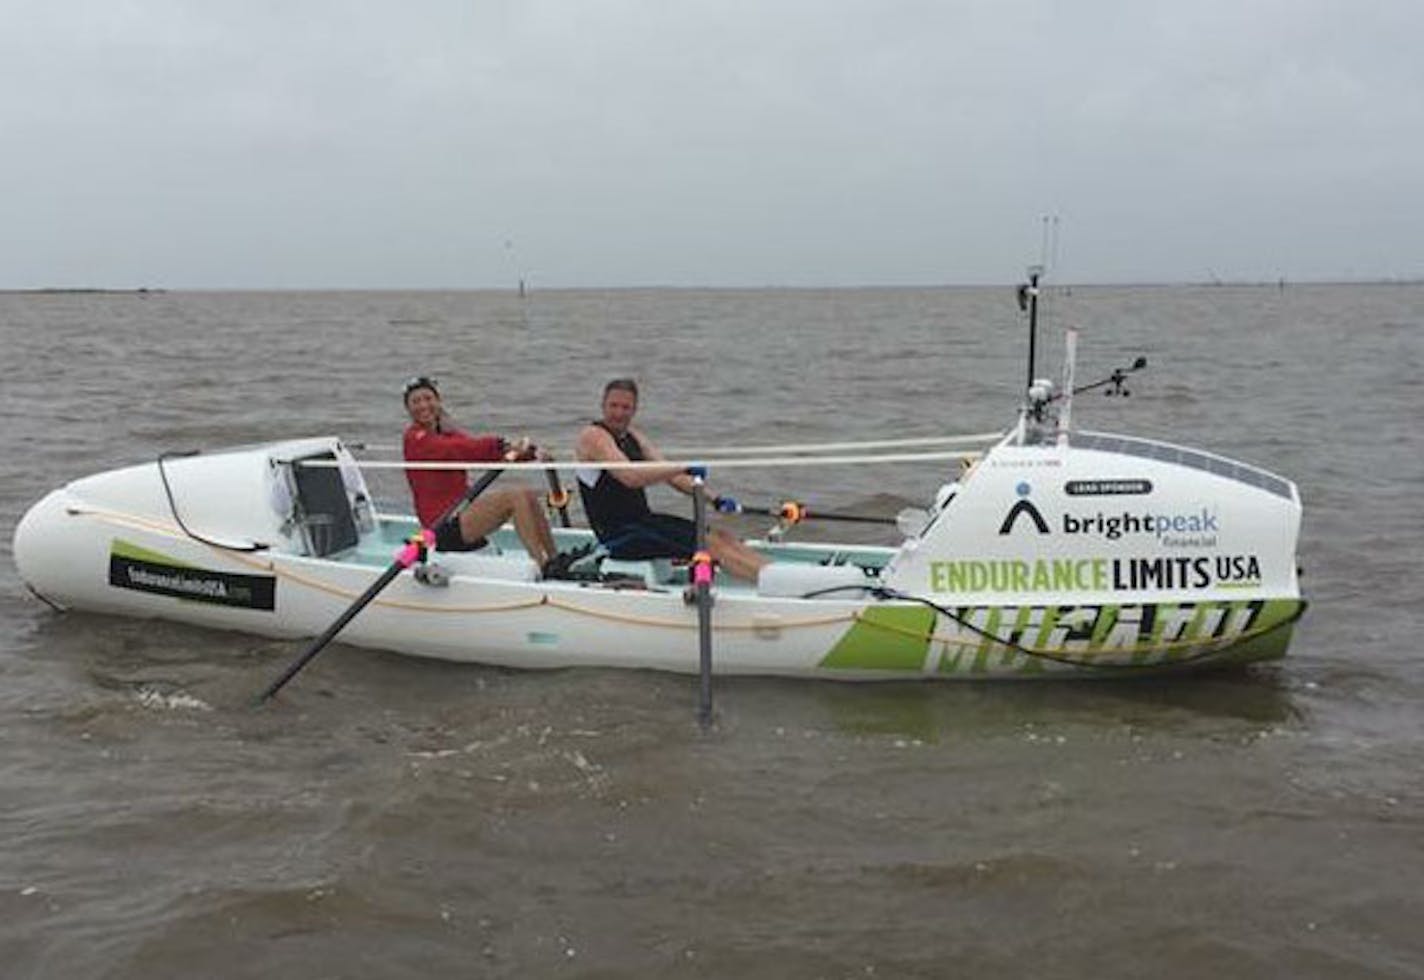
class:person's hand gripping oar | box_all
[255,449,522,703]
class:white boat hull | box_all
[13,436,1307,680]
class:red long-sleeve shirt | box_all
[402,424,505,527]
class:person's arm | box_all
[406,427,507,462]
[637,430,721,504]
[575,425,683,488]
[439,429,508,461]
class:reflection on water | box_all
[729,669,1301,745]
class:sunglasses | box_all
[402,375,439,398]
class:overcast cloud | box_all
[2,0,1420,287]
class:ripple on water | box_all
[1,285,1422,976]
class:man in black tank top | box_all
[575,379,770,582]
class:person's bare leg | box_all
[456,488,557,566]
[458,490,516,543]
[509,487,556,566]
[708,528,770,582]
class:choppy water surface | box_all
[1,285,1421,978]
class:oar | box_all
[257,467,505,702]
[544,467,572,528]
[688,469,715,730]
[735,500,897,526]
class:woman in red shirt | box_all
[402,377,558,572]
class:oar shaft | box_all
[802,511,896,525]
[257,559,407,702]
[739,504,895,526]
[691,476,714,730]
[258,466,505,702]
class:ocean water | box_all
[0,285,1420,978]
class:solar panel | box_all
[1071,432,1294,500]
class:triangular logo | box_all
[999,498,1049,535]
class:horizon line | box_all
[4,275,1423,295]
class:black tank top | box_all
[579,422,652,536]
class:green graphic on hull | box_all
[820,598,1306,674]
[820,605,937,671]
[1200,598,1302,666]
[111,538,192,567]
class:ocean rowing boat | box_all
[11,282,1306,681]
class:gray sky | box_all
[3,0,1421,288]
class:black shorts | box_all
[601,513,699,560]
[433,519,487,553]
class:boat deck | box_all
[335,516,896,597]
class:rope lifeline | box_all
[65,505,856,628]
[157,451,268,552]
[62,505,1303,664]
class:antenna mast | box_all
[1024,264,1043,393]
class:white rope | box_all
[345,431,1003,457]
[661,431,1005,455]
[296,448,983,472]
